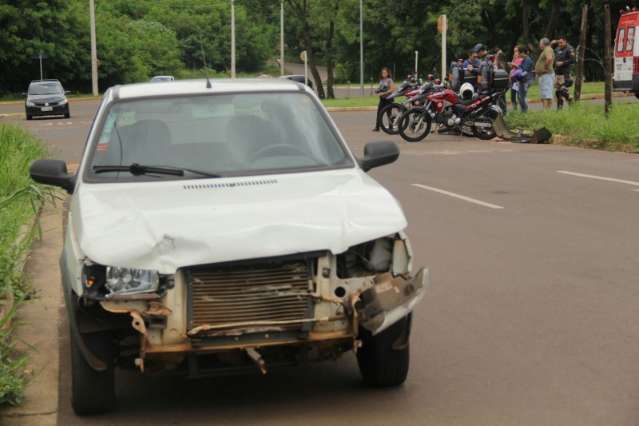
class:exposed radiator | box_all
[187,259,314,333]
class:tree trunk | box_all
[324,0,340,99]
[603,1,612,116]
[574,4,589,102]
[521,0,530,45]
[326,8,336,99]
[543,0,561,39]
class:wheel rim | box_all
[403,112,428,139]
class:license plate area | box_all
[41,106,53,112]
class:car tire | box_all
[70,331,116,415]
[26,114,32,121]
[64,107,70,119]
[357,314,411,387]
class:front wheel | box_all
[399,109,432,142]
[473,115,497,140]
[70,331,116,415]
[380,103,405,135]
[357,314,411,387]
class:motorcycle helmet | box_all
[460,82,475,101]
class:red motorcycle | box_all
[379,75,439,135]
[399,88,505,142]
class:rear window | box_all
[617,28,626,53]
[627,27,635,52]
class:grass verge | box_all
[0,124,47,407]
[505,103,639,152]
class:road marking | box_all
[557,170,639,187]
[412,184,505,210]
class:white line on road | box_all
[557,170,639,187]
[412,184,505,210]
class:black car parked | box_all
[24,80,70,120]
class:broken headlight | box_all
[105,266,159,296]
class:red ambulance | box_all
[613,9,639,98]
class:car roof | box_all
[108,78,305,101]
[29,79,61,85]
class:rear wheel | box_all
[473,115,497,140]
[70,331,116,415]
[399,109,432,142]
[357,314,411,387]
[635,92,639,100]
[380,103,404,135]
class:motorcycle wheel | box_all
[472,115,497,140]
[399,109,432,143]
[380,103,405,135]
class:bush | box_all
[0,124,48,406]
[506,103,639,151]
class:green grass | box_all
[505,103,639,151]
[0,124,47,406]
[525,81,604,100]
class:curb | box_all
[0,202,43,332]
[551,134,638,154]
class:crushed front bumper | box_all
[355,268,430,335]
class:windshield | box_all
[28,82,62,95]
[88,92,352,180]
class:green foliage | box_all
[0,124,48,407]
[506,103,639,150]
[0,0,633,93]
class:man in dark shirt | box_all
[553,36,575,109]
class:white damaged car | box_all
[29,78,430,415]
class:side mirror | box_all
[64,90,71,94]
[21,92,27,96]
[30,159,75,193]
[359,141,399,172]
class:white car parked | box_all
[30,78,429,415]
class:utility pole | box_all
[359,0,364,96]
[89,0,98,96]
[414,50,419,79]
[438,15,447,82]
[38,52,44,80]
[230,0,236,78]
[603,1,612,116]
[280,1,285,76]
[574,4,588,102]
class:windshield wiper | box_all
[93,163,222,178]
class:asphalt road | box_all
[3,98,639,425]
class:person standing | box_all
[535,37,555,109]
[553,36,575,109]
[372,67,395,132]
[509,46,523,111]
[516,46,534,113]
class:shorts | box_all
[555,74,566,88]
[538,73,555,100]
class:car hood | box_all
[72,169,407,274]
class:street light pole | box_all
[230,0,236,78]
[359,0,364,96]
[280,1,285,76]
[89,0,98,95]
[39,52,44,80]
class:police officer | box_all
[553,36,575,109]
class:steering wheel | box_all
[251,143,313,162]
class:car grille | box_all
[187,259,314,333]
